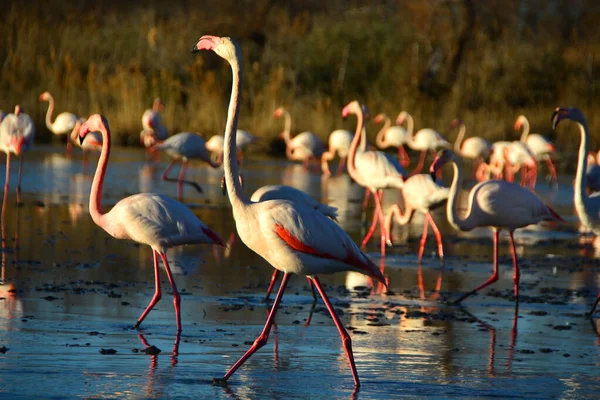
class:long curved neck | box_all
[385,204,413,232]
[574,119,590,211]
[453,123,466,153]
[223,52,250,209]
[347,109,365,181]
[281,110,292,144]
[402,113,415,145]
[446,157,474,231]
[44,96,55,130]
[89,123,111,227]
[518,118,530,142]
[69,120,81,145]
[375,115,391,148]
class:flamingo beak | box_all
[220,176,227,196]
[79,123,91,145]
[192,35,220,53]
[202,227,226,247]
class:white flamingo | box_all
[205,129,260,163]
[274,106,325,171]
[194,35,385,388]
[384,173,449,263]
[344,100,406,256]
[0,105,35,207]
[69,119,102,158]
[321,129,353,176]
[515,115,558,185]
[39,91,81,153]
[77,114,224,332]
[141,97,168,147]
[430,149,563,304]
[452,119,491,177]
[396,111,451,175]
[373,113,410,167]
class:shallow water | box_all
[0,145,599,399]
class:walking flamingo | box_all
[429,149,563,304]
[373,113,411,167]
[384,173,449,263]
[551,106,600,316]
[274,106,324,171]
[205,129,260,164]
[321,129,353,176]
[515,115,558,185]
[193,35,385,388]
[345,101,406,256]
[151,132,220,197]
[452,119,491,177]
[396,111,450,175]
[77,114,224,332]
[39,91,81,153]
[0,106,35,209]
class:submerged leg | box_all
[454,229,500,304]
[160,252,182,332]
[508,231,520,301]
[312,276,360,387]
[215,273,292,384]
[135,250,162,329]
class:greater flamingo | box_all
[430,149,563,304]
[0,106,35,208]
[39,91,81,153]
[321,129,353,176]
[452,119,491,177]
[551,106,600,316]
[151,132,220,197]
[345,101,406,256]
[205,129,259,164]
[194,35,385,388]
[515,115,558,185]
[396,111,451,175]
[384,173,449,263]
[68,119,103,166]
[373,113,410,167]
[77,114,224,332]
[141,98,168,145]
[274,106,325,171]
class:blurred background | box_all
[0,0,598,165]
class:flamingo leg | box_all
[544,156,558,185]
[66,136,72,154]
[410,151,426,176]
[161,160,177,181]
[508,231,520,301]
[361,188,371,212]
[374,190,387,256]
[587,294,600,317]
[427,212,445,261]
[16,155,23,205]
[2,153,10,221]
[216,273,291,384]
[135,250,162,330]
[398,145,411,168]
[312,276,360,387]
[336,156,347,175]
[454,229,500,304]
[159,252,182,332]
[265,269,281,301]
[417,214,430,263]
[303,277,318,327]
[361,190,381,248]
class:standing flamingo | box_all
[551,107,600,316]
[205,129,260,164]
[321,129,353,176]
[452,119,491,177]
[77,114,224,332]
[68,119,103,167]
[0,106,35,208]
[274,106,325,172]
[515,115,558,185]
[344,101,406,256]
[194,35,385,388]
[151,132,220,197]
[373,113,411,167]
[396,111,451,175]
[384,173,449,263]
[430,149,563,304]
[39,91,81,153]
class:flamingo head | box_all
[39,91,51,102]
[372,113,386,124]
[14,105,21,116]
[341,100,366,119]
[192,35,240,65]
[430,149,454,174]
[552,107,585,130]
[273,107,285,119]
[79,114,108,145]
[152,97,164,112]
[514,115,527,131]
[450,119,462,129]
[396,111,408,125]
[220,173,244,196]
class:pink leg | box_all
[66,137,72,155]
[361,190,382,248]
[312,276,360,387]
[16,155,23,205]
[2,153,10,221]
[588,294,600,316]
[216,273,291,384]
[336,156,347,175]
[161,160,177,181]
[417,215,430,263]
[454,229,500,304]
[374,191,386,256]
[508,231,520,301]
[410,151,426,176]
[303,277,318,327]
[361,188,371,212]
[545,157,558,185]
[135,250,162,329]
[265,269,281,301]
[160,252,182,332]
[427,212,445,261]
[398,145,411,168]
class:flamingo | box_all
[205,129,260,164]
[551,106,600,316]
[515,115,558,185]
[151,132,220,197]
[451,119,491,177]
[68,119,102,165]
[430,149,563,304]
[384,173,449,263]
[586,152,600,193]
[373,113,411,167]
[193,34,385,388]
[506,141,538,189]
[321,129,353,176]
[396,111,451,175]
[141,98,168,145]
[77,114,224,332]
[39,91,81,153]
[274,106,325,172]
[0,106,35,208]
[345,101,406,256]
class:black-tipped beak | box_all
[220,176,227,196]
[551,110,560,130]
[191,46,199,53]
[78,136,84,145]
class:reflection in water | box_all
[138,332,181,398]
[0,200,22,322]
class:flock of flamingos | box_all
[1,35,599,388]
